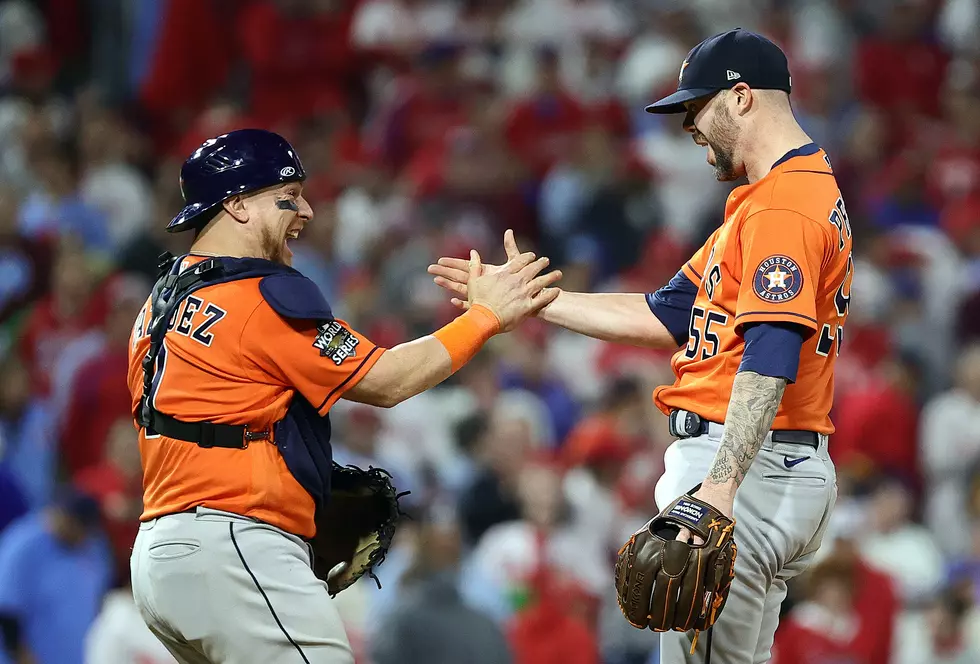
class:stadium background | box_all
[0,0,979,662]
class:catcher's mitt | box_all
[310,463,409,596]
[615,488,737,652]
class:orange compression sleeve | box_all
[432,304,501,373]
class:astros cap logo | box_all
[679,60,689,83]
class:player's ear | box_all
[222,195,249,224]
[731,83,753,117]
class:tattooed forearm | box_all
[705,371,787,488]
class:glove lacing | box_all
[690,518,737,659]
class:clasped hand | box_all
[428,230,562,332]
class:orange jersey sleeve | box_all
[733,209,831,337]
[240,303,386,416]
[680,227,723,285]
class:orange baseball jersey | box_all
[127,255,385,538]
[653,146,852,434]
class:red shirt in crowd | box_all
[370,77,467,172]
[59,349,132,476]
[927,142,980,206]
[236,0,357,125]
[773,561,898,664]
[586,98,631,140]
[505,91,586,179]
[830,373,920,489]
[19,288,107,397]
[138,0,233,150]
[852,561,899,664]
[508,605,599,664]
[507,569,601,664]
[855,36,949,148]
[774,617,871,664]
[941,194,980,249]
[855,37,948,117]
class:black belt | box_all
[668,410,820,450]
[145,411,270,449]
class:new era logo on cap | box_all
[727,69,741,81]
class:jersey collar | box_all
[771,142,821,170]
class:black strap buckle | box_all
[196,422,268,450]
[245,428,270,444]
[157,252,177,275]
[669,410,706,438]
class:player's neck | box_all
[741,119,814,184]
[190,236,254,260]
[190,219,259,260]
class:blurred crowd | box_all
[0,0,979,662]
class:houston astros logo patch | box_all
[754,255,803,303]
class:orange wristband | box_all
[432,304,501,372]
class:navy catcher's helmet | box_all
[168,128,306,233]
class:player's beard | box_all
[707,104,741,182]
[261,223,291,266]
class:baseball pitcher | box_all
[431,29,851,663]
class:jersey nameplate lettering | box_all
[132,298,227,348]
[313,321,359,365]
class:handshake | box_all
[427,229,562,332]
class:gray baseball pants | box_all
[654,423,837,664]
[130,507,354,664]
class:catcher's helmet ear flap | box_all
[168,128,307,233]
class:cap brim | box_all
[644,87,718,114]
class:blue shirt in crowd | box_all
[0,400,58,510]
[0,513,111,664]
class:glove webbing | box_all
[335,464,411,592]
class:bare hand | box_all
[463,243,562,332]
[675,486,735,546]
[428,229,562,315]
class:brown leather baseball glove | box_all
[310,463,409,596]
[615,489,737,650]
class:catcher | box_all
[127,129,561,664]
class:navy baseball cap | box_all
[645,28,792,114]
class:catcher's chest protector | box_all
[140,254,336,507]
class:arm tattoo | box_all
[707,371,787,487]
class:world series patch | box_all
[313,321,359,365]
[753,255,803,303]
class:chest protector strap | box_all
[138,253,337,507]
[139,254,281,447]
